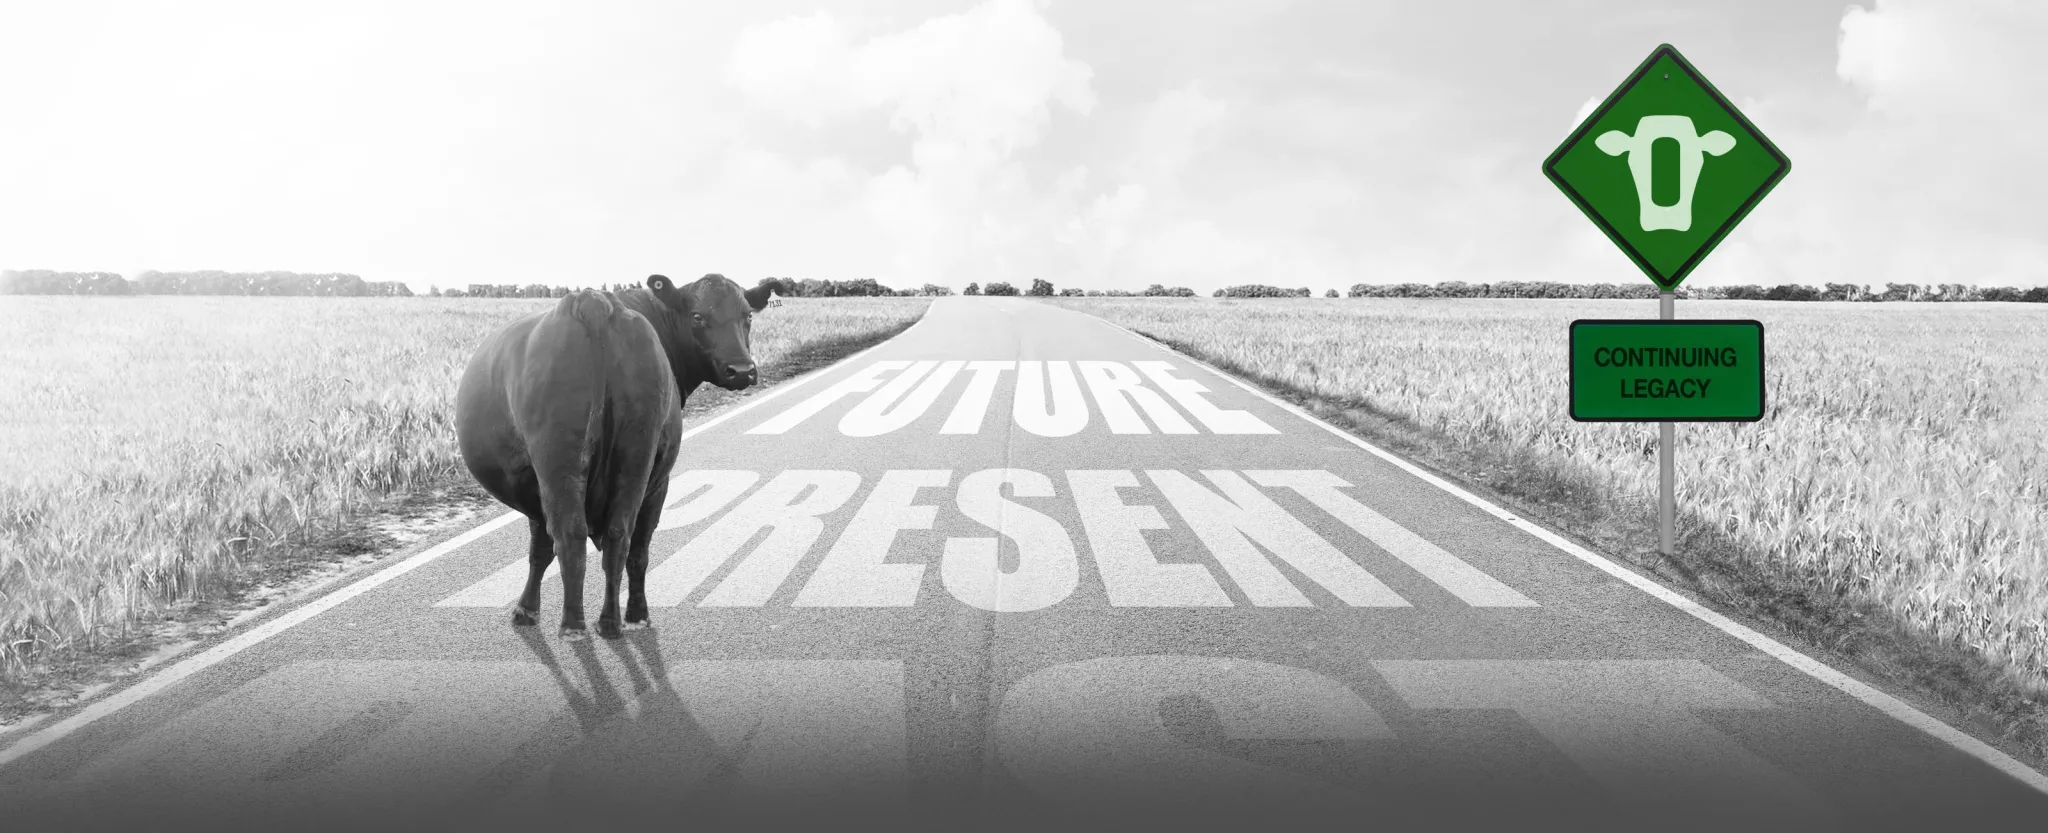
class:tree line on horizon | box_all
[442,276,956,298]
[1342,280,2048,302]
[6,270,2046,303]
[0,270,413,296]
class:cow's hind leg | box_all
[555,531,590,639]
[624,476,668,628]
[513,514,554,626]
[595,468,656,640]
[595,525,629,640]
[534,483,593,639]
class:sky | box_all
[0,0,2042,296]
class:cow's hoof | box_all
[628,618,654,630]
[512,607,539,626]
[624,606,649,625]
[598,619,624,640]
[559,622,588,640]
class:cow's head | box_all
[646,273,775,391]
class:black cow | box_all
[455,274,775,638]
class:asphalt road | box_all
[4,296,2045,832]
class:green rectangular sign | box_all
[1569,320,1765,422]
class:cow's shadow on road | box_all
[503,619,752,823]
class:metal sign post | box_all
[1660,292,1674,556]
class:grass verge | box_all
[0,296,925,724]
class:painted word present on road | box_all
[8,656,1827,827]
[1569,320,1765,422]
[436,469,1537,611]
[1543,43,1790,292]
[744,360,1280,436]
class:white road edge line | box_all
[1092,313,2048,795]
[0,298,938,770]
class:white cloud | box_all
[1123,82,1230,187]
[1572,94,1602,130]
[1836,0,2042,120]
[1129,219,1264,279]
[708,0,1299,294]
[727,12,862,128]
[1251,93,1426,155]
[1770,0,2048,287]
[716,0,1103,288]
[1057,180,1148,278]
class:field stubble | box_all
[0,294,929,690]
[1056,297,2048,703]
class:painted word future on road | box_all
[745,359,1281,436]
[437,468,1538,612]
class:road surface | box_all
[4,296,2044,832]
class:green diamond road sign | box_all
[1569,320,1766,422]
[1544,44,1790,292]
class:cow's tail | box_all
[558,290,620,537]
[560,288,617,333]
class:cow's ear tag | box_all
[647,274,671,292]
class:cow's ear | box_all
[745,280,775,313]
[647,274,692,313]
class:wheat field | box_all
[0,294,930,683]
[1056,296,2048,694]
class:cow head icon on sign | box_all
[1594,115,1735,233]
